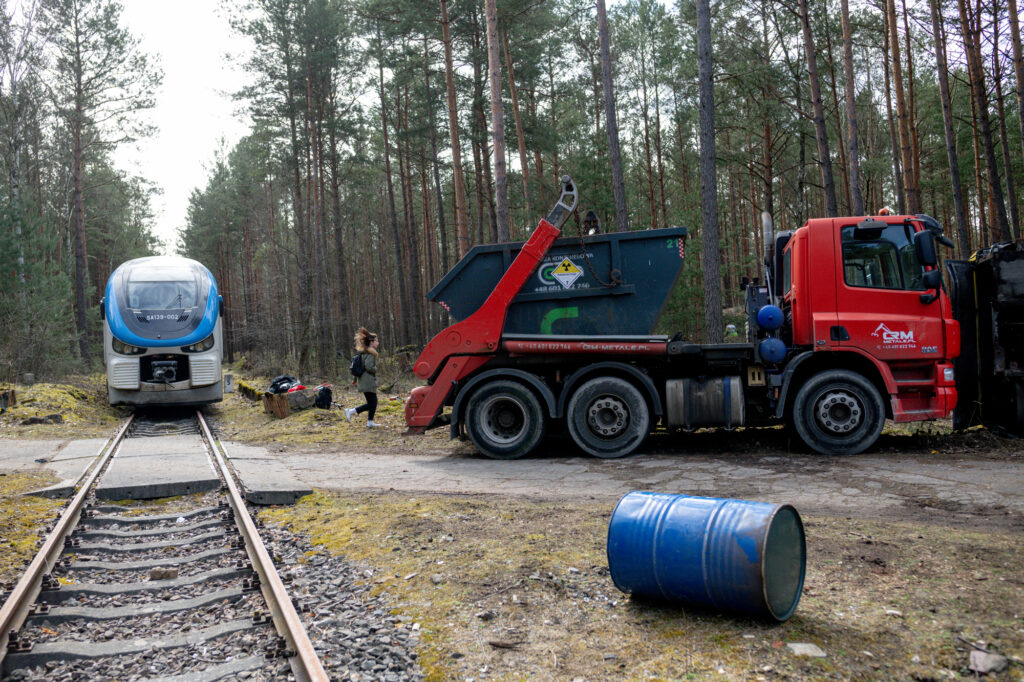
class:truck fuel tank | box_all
[665,376,746,430]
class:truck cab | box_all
[771,215,958,452]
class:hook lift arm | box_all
[406,176,578,432]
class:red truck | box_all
[405,176,963,458]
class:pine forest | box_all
[1,0,1023,378]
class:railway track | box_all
[0,410,329,681]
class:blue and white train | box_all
[102,256,224,406]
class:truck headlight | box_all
[943,367,955,383]
[181,334,215,353]
[112,338,145,355]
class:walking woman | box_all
[345,328,382,428]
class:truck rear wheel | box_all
[465,380,546,459]
[567,377,650,458]
[792,369,884,455]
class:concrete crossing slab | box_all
[222,441,311,505]
[95,436,219,500]
[0,439,110,498]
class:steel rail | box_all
[196,411,328,682]
[0,414,135,667]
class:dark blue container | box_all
[428,227,687,336]
[607,491,805,621]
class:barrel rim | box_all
[759,503,806,621]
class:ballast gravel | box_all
[25,591,267,643]
[5,629,287,681]
[64,551,246,583]
[48,574,244,608]
[259,521,425,681]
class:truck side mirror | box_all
[920,269,942,304]
[914,230,938,266]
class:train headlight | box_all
[181,334,215,353]
[112,338,145,355]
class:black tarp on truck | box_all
[947,242,1024,434]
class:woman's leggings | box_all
[355,392,377,420]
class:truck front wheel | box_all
[567,377,650,458]
[792,369,885,455]
[465,380,546,459]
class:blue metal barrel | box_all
[606,491,805,621]
[428,227,687,336]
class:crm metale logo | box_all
[871,323,915,344]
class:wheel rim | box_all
[814,389,863,436]
[586,395,629,438]
[480,394,527,444]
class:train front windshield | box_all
[127,273,198,310]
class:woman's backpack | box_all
[349,354,365,378]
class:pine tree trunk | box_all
[484,0,510,241]
[929,0,972,257]
[993,9,1021,239]
[970,93,988,247]
[696,0,723,343]
[881,10,906,213]
[596,0,629,232]
[398,83,424,343]
[798,0,839,217]
[901,0,923,211]
[440,0,470,257]
[501,29,532,220]
[378,33,410,344]
[841,0,865,215]
[72,94,89,364]
[423,38,450,274]
[823,23,852,213]
[1008,0,1024,168]
[653,79,668,229]
[957,0,1011,241]
[639,60,657,228]
[886,0,920,213]
[328,96,353,355]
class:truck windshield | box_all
[841,224,925,291]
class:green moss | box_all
[0,375,123,438]
[0,471,64,583]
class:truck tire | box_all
[567,377,650,458]
[792,369,885,455]
[465,380,546,459]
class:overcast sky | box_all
[114,1,254,253]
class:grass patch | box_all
[0,374,123,439]
[0,471,64,583]
[263,491,1024,681]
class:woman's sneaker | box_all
[344,408,355,422]
[366,420,382,428]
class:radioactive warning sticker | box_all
[551,258,583,289]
